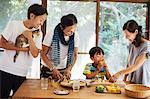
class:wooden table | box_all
[12,80,148,99]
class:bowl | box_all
[125,84,150,98]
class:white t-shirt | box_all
[42,29,79,69]
[0,21,43,76]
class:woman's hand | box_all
[52,69,63,80]
[109,72,121,83]
[123,74,128,81]
[64,69,71,79]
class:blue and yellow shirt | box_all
[83,63,107,79]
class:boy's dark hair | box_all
[28,4,48,19]
[89,47,104,58]
[123,20,142,47]
[60,14,78,29]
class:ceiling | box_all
[69,0,150,3]
[101,0,150,3]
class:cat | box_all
[13,29,40,62]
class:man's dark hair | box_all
[60,14,78,29]
[89,47,104,58]
[28,4,48,19]
[123,20,142,47]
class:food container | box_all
[125,84,150,98]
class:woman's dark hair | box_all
[60,14,78,29]
[89,47,104,58]
[123,20,142,47]
[28,4,48,19]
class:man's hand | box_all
[63,64,72,79]
[52,69,63,80]
[23,30,39,57]
[22,30,32,40]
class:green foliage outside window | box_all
[99,2,146,73]
[0,0,27,33]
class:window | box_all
[99,2,146,75]
[1,0,147,79]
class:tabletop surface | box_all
[12,79,150,99]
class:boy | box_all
[83,47,111,80]
[0,4,48,98]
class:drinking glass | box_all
[72,80,80,92]
[40,77,48,90]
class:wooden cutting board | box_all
[90,80,126,87]
[60,80,86,87]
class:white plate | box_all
[53,89,69,95]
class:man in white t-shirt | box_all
[0,4,48,98]
[41,14,79,80]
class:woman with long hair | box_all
[109,20,150,87]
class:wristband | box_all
[118,71,123,76]
[50,66,55,71]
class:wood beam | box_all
[42,0,47,39]
[148,2,150,40]
[101,0,149,3]
[59,0,149,3]
[96,0,100,46]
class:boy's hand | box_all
[99,59,107,66]
[97,59,106,71]
[97,64,102,71]
[22,30,32,40]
